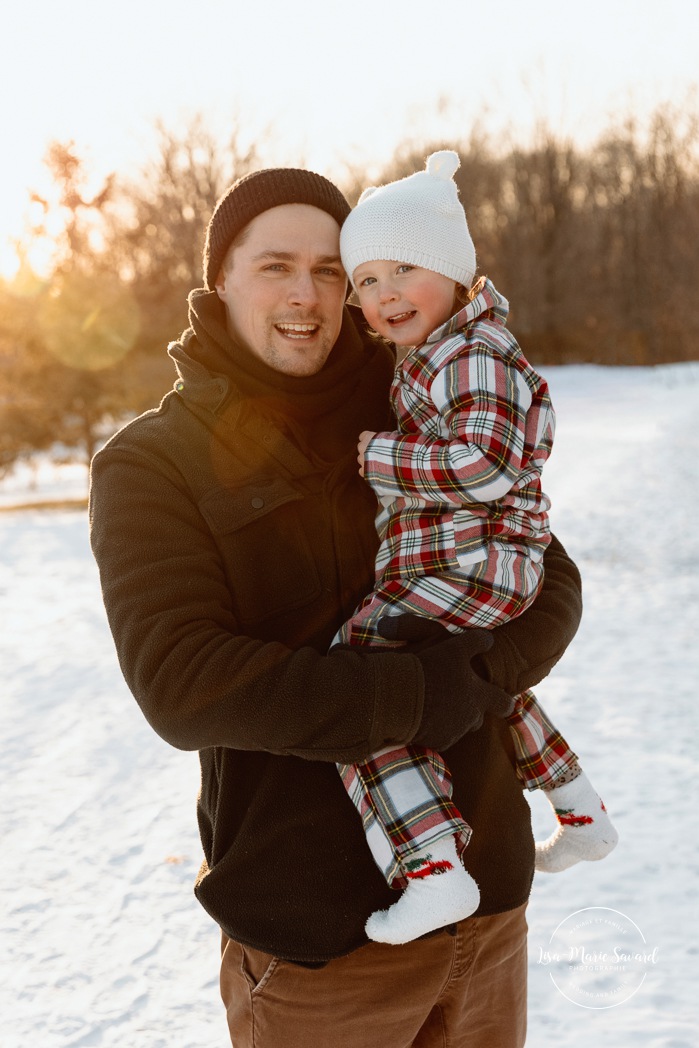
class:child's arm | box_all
[362,341,552,505]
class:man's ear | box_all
[214,269,226,299]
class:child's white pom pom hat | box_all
[340,150,476,290]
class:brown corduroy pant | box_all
[219,903,528,1048]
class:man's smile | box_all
[275,322,321,340]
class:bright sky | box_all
[2,0,698,276]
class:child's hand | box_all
[357,431,376,476]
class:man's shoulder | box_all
[90,391,205,487]
[95,390,186,457]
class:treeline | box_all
[1,105,698,474]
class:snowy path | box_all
[2,364,698,1046]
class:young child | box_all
[333,150,618,945]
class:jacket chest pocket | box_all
[198,478,322,629]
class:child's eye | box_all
[358,276,376,287]
[397,265,414,274]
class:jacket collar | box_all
[167,288,371,417]
[424,277,509,346]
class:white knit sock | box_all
[535,772,619,873]
[365,835,480,945]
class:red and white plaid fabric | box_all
[338,745,471,890]
[364,279,555,582]
[335,573,578,886]
[339,553,544,646]
[335,281,578,886]
[338,687,576,888]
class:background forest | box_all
[1,104,698,476]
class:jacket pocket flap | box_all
[198,478,303,534]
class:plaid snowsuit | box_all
[335,280,577,888]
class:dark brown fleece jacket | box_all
[89,292,582,962]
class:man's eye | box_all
[318,267,342,278]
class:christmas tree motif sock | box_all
[365,835,480,945]
[535,771,619,873]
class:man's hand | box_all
[357,431,376,476]
[377,615,516,750]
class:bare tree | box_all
[109,115,260,359]
[3,105,699,476]
[0,143,137,473]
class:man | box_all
[89,167,582,1047]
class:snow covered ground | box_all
[2,363,698,1047]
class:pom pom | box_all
[358,186,378,204]
[425,150,460,181]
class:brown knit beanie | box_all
[202,167,351,290]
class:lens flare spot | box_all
[37,270,141,371]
